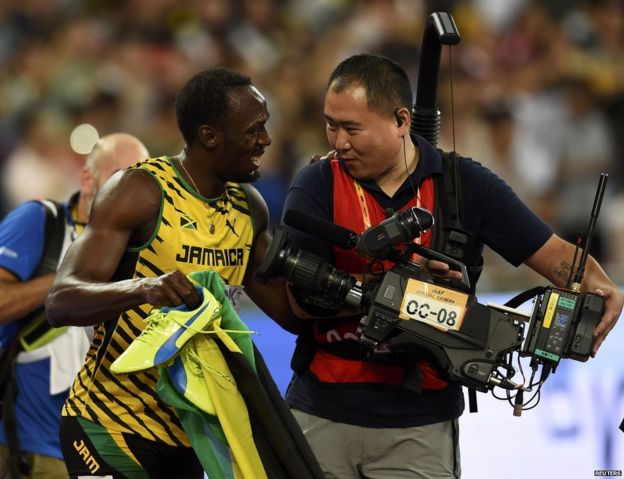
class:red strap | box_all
[304,160,449,388]
[309,350,449,389]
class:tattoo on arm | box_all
[554,261,572,283]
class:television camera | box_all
[255,175,608,415]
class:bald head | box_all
[79,133,149,220]
[86,133,149,189]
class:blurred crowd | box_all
[1,0,623,291]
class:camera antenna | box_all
[570,173,608,292]
[565,232,583,289]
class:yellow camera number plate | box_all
[398,278,469,332]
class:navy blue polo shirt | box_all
[280,134,553,427]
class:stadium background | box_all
[0,0,622,476]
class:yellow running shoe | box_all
[111,287,222,374]
[169,340,218,415]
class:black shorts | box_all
[60,416,203,479]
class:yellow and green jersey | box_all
[62,156,255,447]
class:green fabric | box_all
[157,270,260,479]
[156,368,234,479]
[77,417,149,479]
[189,270,256,371]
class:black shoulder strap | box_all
[33,200,67,277]
[431,151,483,290]
[441,150,462,230]
[431,151,461,251]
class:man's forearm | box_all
[0,273,55,324]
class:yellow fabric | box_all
[63,156,255,447]
[193,332,268,479]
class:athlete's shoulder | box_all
[239,183,268,230]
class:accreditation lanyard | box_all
[352,179,422,246]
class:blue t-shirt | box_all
[0,200,68,459]
[281,134,553,428]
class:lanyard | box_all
[352,179,422,245]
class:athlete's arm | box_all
[242,184,302,334]
[45,169,200,327]
[525,233,623,356]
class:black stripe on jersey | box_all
[65,362,94,416]
[228,196,248,208]
[229,202,251,216]
[123,321,142,341]
[149,160,168,172]
[64,397,81,417]
[128,306,148,320]
[162,215,172,228]
[65,389,83,417]
[225,184,246,199]
[165,180,187,200]
[143,369,159,384]
[99,358,185,447]
[137,256,166,277]
[170,202,194,219]
[120,311,144,334]
[64,392,101,424]
[171,175,190,193]
[113,319,137,345]
[90,378,157,440]
[153,234,164,244]
[107,337,126,357]
[146,244,156,255]
[91,332,103,350]
[162,190,175,207]
[88,318,120,382]
[96,357,162,437]
[112,322,141,352]
[123,371,186,447]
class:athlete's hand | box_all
[141,271,201,309]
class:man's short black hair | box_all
[175,67,251,145]
[327,54,413,117]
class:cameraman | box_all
[281,54,623,479]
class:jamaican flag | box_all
[156,270,324,479]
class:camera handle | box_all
[408,242,471,292]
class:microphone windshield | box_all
[283,209,357,250]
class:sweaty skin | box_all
[45,86,300,334]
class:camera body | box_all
[357,263,525,392]
[257,206,604,397]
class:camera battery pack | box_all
[569,292,604,360]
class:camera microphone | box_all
[283,209,358,250]
[358,207,434,258]
[284,207,435,260]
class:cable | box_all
[403,136,420,204]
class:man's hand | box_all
[590,284,623,356]
[420,259,464,283]
[141,271,201,309]
[309,150,336,164]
